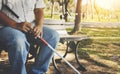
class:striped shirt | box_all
[0,0,45,28]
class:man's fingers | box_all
[23,28,28,33]
[24,22,33,32]
[22,25,31,33]
[34,31,41,38]
[25,27,31,32]
[26,24,33,29]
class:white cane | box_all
[38,36,80,74]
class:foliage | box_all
[44,0,120,22]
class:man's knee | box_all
[7,35,30,52]
[43,27,60,42]
[51,30,60,42]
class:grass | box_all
[81,28,120,37]
[74,27,120,74]
[67,27,120,37]
[77,39,120,74]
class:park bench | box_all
[0,19,89,74]
[44,19,88,73]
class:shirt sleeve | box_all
[35,0,45,8]
[0,0,2,10]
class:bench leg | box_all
[52,41,87,73]
[75,41,87,72]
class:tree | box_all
[51,0,55,19]
[69,0,82,34]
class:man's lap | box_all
[0,26,59,50]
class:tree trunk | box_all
[64,0,69,22]
[69,0,82,34]
[51,0,54,19]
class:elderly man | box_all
[0,0,60,74]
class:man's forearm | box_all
[34,8,44,27]
[0,11,17,28]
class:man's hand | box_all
[16,21,33,33]
[32,25,43,38]
[16,21,43,38]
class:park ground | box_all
[0,23,120,74]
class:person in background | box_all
[0,0,60,74]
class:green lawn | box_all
[73,27,120,74]
[81,28,120,37]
